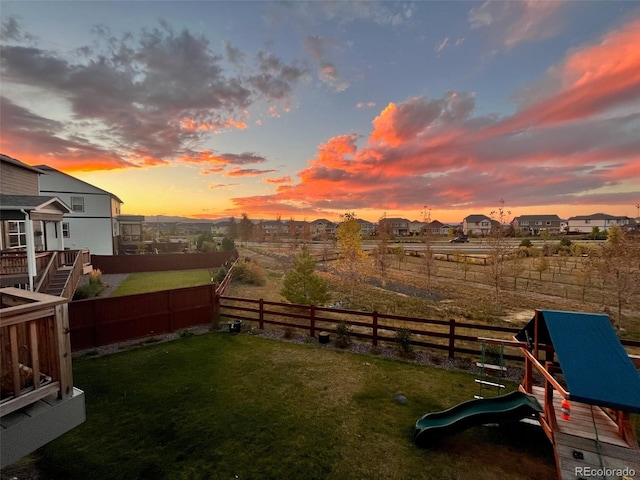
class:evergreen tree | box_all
[280,246,331,305]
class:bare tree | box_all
[421,208,437,288]
[373,215,391,279]
[595,226,640,329]
[482,199,513,310]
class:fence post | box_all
[259,299,264,329]
[372,310,378,347]
[448,318,455,359]
[211,285,220,328]
[310,305,315,338]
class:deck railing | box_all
[0,288,73,417]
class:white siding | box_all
[59,217,114,254]
[38,168,120,255]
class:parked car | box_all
[450,236,469,243]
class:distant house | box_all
[422,220,450,236]
[37,165,123,255]
[463,214,493,236]
[379,217,410,236]
[567,213,637,234]
[409,220,424,236]
[310,219,337,237]
[356,218,375,235]
[512,215,563,235]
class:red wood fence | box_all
[69,284,218,350]
[90,250,237,274]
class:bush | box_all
[214,267,228,283]
[519,239,532,248]
[232,261,266,286]
[395,328,412,354]
[74,269,104,299]
[335,321,351,348]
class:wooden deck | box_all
[530,386,640,480]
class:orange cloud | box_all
[180,117,247,132]
[264,175,293,184]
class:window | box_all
[121,224,142,242]
[62,222,70,238]
[71,196,84,212]
[8,221,27,248]
[520,221,529,226]
[585,219,591,224]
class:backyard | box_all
[27,332,557,480]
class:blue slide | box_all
[414,391,542,447]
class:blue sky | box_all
[1,1,639,222]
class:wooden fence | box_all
[90,250,237,274]
[69,284,218,350]
[219,296,640,362]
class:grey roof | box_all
[0,194,71,212]
[464,214,491,223]
[513,214,561,222]
[0,154,45,174]
[568,213,628,221]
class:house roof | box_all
[464,214,491,223]
[513,215,561,222]
[0,154,45,174]
[427,220,446,228]
[567,213,627,221]
[36,164,124,204]
[0,194,71,212]
[515,310,640,413]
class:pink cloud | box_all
[229,17,640,219]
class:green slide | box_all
[414,391,542,447]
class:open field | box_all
[235,243,640,342]
[30,333,559,480]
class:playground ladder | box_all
[475,340,506,399]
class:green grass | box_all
[111,269,213,296]
[37,333,558,480]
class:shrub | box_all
[519,239,532,248]
[335,321,351,348]
[232,261,266,286]
[395,328,412,354]
[559,237,572,247]
[88,269,102,285]
[214,267,228,283]
[74,269,104,300]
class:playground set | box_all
[414,310,640,480]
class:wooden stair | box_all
[44,267,73,296]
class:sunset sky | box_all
[1,1,639,223]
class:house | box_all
[37,165,124,255]
[409,220,424,236]
[463,214,494,236]
[1,155,76,290]
[310,219,336,237]
[356,219,375,236]
[0,154,86,468]
[566,213,637,234]
[422,220,450,236]
[379,217,411,236]
[511,215,562,235]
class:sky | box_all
[1,1,639,223]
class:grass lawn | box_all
[36,333,558,480]
[111,269,213,296]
